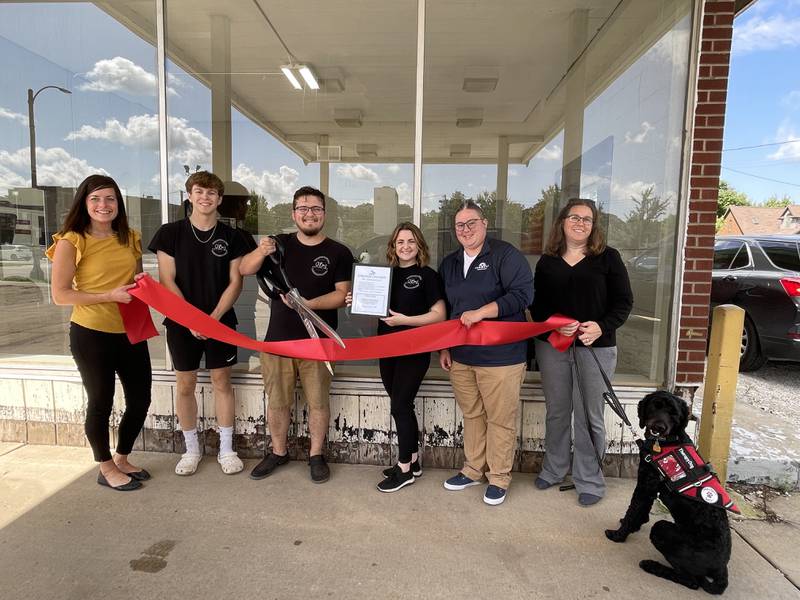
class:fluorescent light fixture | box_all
[356,144,378,158]
[463,78,498,93]
[456,108,483,128]
[297,65,320,90]
[281,66,302,90]
[334,109,363,128]
[450,144,471,158]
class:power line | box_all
[722,139,800,152]
[722,166,800,188]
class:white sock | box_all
[182,428,200,455]
[219,426,234,456]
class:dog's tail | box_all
[700,567,728,595]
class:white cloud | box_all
[536,144,562,161]
[336,163,380,183]
[232,164,300,205]
[395,181,412,205]
[66,114,211,167]
[0,106,28,125]
[781,90,800,110]
[624,121,655,144]
[767,121,800,160]
[79,57,178,96]
[0,146,108,192]
[611,180,659,203]
[733,16,800,54]
[386,164,401,174]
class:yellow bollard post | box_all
[697,304,745,483]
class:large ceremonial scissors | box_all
[256,236,345,375]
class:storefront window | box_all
[0,1,163,367]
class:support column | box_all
[560,9,589,201]
[210,14,232,180]
[319,135,330,197]
[495,136,509,231]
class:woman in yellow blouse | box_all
[48,175,152,491]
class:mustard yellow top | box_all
[46,230,142,333]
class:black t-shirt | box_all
[377,265,444,335]
[148,219,249,327]
[260,233,354,341]
[531,247,633,348]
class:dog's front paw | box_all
[604,528,628,543]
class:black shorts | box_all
[166,324,238,371]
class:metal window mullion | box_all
[412,0,425,226]
[155,0,173,371]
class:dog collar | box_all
[644,442,740,514]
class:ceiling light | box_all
[462,78,498,93]
[356,144,378,158]
[334,109,363,128]
[281,66,302,90]
[456,108,483,128]
[297,65,320,90]
[450,144,471,158]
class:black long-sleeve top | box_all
[531,247,633,348]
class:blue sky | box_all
[0,2,792,214]
[722,0,800,203]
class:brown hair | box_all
[293,186,326,209]
[386,222,431,267]
[59,175,130,245]
[185,171,224,195]
[544,198,606,257]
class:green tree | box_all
[717,180,750,219]
[763,194,792,208]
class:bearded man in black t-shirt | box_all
[240,186,353,484]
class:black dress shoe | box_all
[309,454,330,484]
[249,452,289,480]
[97,471,142,491]
[126,469,151,481]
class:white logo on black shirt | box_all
[211,239,229,257]
[312,256,330,276]
[475,261,489,271]
[404,275,422,289]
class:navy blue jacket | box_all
[439,238,534,366]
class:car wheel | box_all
[740,315,767,372]
[10,253,17,260]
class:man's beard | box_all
[297,221,323,236]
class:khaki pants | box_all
[259,353,332,410]
[449,361,526,489]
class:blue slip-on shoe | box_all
[443,472,482,491]
[483,484,507,505]
[578,493,602,506]
[534,477,555,490]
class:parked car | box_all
[711,235,800,371]
[0,244,33,262]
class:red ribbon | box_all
[123,274,575,360]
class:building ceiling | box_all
[100,0,689,164]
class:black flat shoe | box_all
[125,469,151,481]
[97,471,142,491]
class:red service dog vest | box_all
[644,443,740,514]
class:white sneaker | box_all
[175,453,202,476]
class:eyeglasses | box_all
[566,215,594,225]
[294,206,325,215]
[454,218,484,232]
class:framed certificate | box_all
[350,263,393,317]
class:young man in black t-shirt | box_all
[148,171,248,477]
[239,186,353,484]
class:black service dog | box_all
[605,391,732,594]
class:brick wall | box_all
[675,0,736,392]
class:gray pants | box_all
[534,339,617,497]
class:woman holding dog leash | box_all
[530,198,632,506]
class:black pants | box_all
[379,352,430,463]
[69,323,152,462]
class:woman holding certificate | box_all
[348,223,445,492]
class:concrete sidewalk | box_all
[1,444,798,599]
